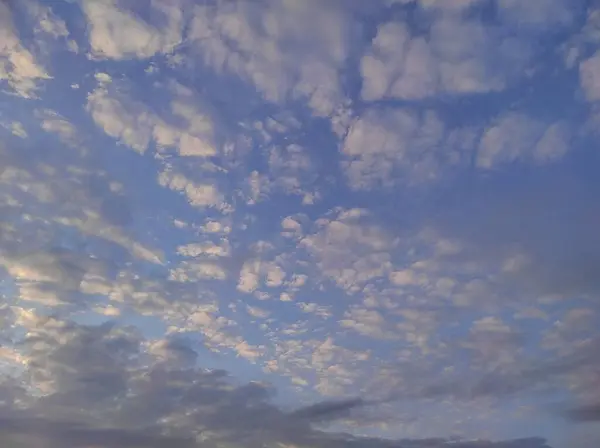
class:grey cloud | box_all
[86,176,134,227]
[306,434,552,448]
[288,397,366,421]
[564,403,600,422]
[0,317,556,448]
[0,415,197,448]
[427,160,600,299]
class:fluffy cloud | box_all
[360,14,528,101]
[158,169,224,209]
[0,313,557,448]
[0,2,50,97]
[2,1,599,447]
[496,0,578,31]
[25,1,70,39]
[428,162,600,301]
[580,50,600,102]
[86,83,157,153]
[340,108,457,187]
[300,208,392,292]
[477,113,571,168]
[81,0,184,60]
[87,77,218,158]
[188,0,354,117]
[363,0,579,103]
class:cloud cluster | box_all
[0,2,50,97]
[2,1,600,448]
[0,309,557,448]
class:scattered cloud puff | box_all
[82,0,184,60]
[187,0,354,117]
[1,1,600,448]
[0,2,50,98]
[477,113,571,168]
[360,10,529,101]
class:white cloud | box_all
[297,302,331,318]
[237,260,260,294]
[87,77,218,157]
[267,144,316,197]
[235,258,286,293]
[532,122,571,163]
[360,22,437,101]
[188,0,352,117]
[158,169,224,209]
[94,72,112,83]
[183,307,263,361]
[243,170,271,205]
[55,212,164,265]
[389,269,422,286]
[281,216,304,238]
[246,305,270,319]
[360,15,523,102]
[16,283,67,307]
[1,121,27,138]
[340,307,393,339]
[86,85,155,153]
[0,2,50,98]
[36,109,81,149]
[81,0,184,60]
[177,242,230,258]
[26,1,69,38]
[161,98,217,157]
[265,263,286,287]
[92,304,122,316]
[169,261,227,282]
[477,113,571,168]
[580,50,600,102]
[341,108,449,188]
[200,220,230,234]
[300,208,393,292]
[497,0,576,30]
[417,0,484,10]
[1,0,597,443]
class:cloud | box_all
[300,208,393,293]
[359,13,530,101]
[0,2,50,97]
[288,397,366,422]
[564,403,600,422]
[580,50,600,102]
[497,0,578,31]
[158,169,225,209]
[86,83,157,153]
[87,76,218,158]
[188,0,354,117]
[340,307,395,339]
[0,310,557,448]
[477,113,571,168]
[340,107,473,188]
[1,1,598,447]
[81,0,184,60]
[428,162,600,300]
[0,131,163,275]
[25,1,70,39]
[37,109,82,150]
[169,261,228,282]
[0,415,198,448]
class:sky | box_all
[0,0,600,447]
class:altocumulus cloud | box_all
[1,0,600,448]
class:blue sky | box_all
[1,0,600,447]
